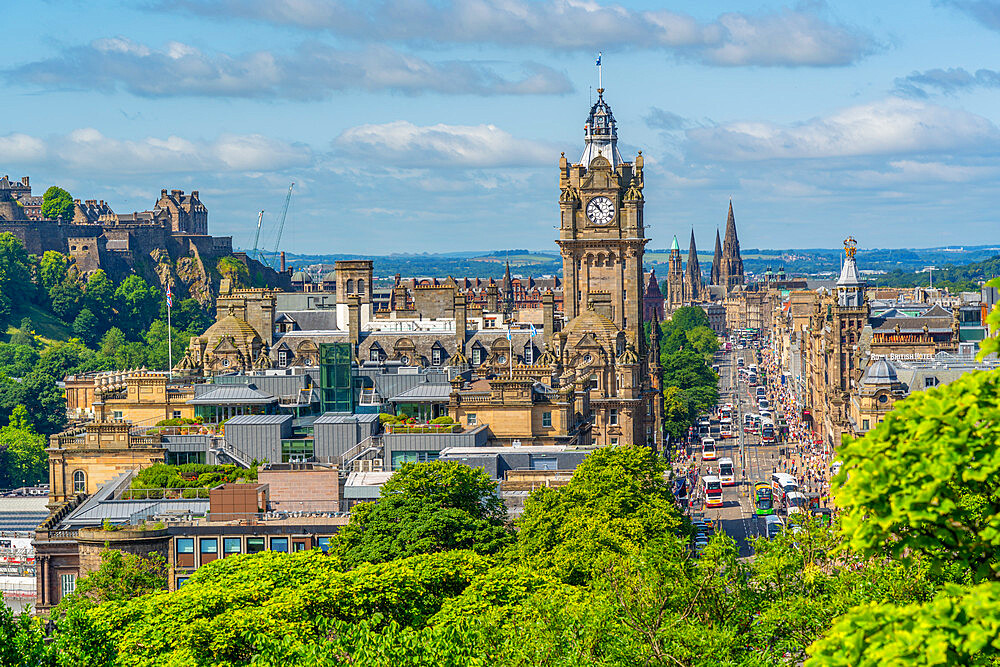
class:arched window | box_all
[346,279,354,294]
[73,470,86,493]
[357,279,365,295]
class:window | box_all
[369,346,382,362]
[317,537,331,553]
[282,439,314,463]
[609,409,618,426]
[432,347,443,366]
[270,537,289,553]
[391,451,440,470]
[293,540,307,552]
[498,354,507,364]
[112,411,123,420]
[467,413,477,426]
[524,344,534,364]
[172,410,182,419]
[278,350,289,367]
[610,437,619,445]
[223,538,242,556]
[400,354,410,365]
[176,577,189,588]
[200,538,218,554]
[176,538,194,555]
[542,411,552,428]
[587,378,599,391]
[61,573,76,597]
[73,470,86,493]
[247,537,266,554]
[471,346,482,365]
[924,376,939,388]
[862,419,870,430]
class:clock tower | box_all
[557,88,648,352]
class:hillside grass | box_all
[5,303,72,344]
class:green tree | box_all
[59,550,167,610]
[0,606,52,667]
[0,405,48,486]
[510,445,685,585]
[41,185,75,221]
[18,371,66,434]
[143,320,193,371]
[113,275,159,338]
[49,278,84,323]
[100,327,126,357]
[39,250,69,293]
[0,232,33,309]
[72,308,100,347]
[9,317,36,348]
[173,298,211,333]
[84,269,115,323]
[0,342,39,378]
[836,367,1000,582]
[338,461,512,566]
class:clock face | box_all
[586,196,615,225]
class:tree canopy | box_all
[41,186,75,221]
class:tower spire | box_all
[685,229,703,301]
[720,199,744,292]
[711,229,722,286]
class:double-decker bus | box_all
[703,475,724,508]
[754,482,774,515]
[717,457,735,486]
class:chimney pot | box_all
[161,189,167,198]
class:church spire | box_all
[720,199,744,292]
[711,229,722,286]
[685,229,703,301]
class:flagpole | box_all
[166,286,173,379]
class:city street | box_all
[686,343,786,557]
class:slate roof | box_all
[187,386,278,405]
[224,414,293,425]
[314,413,380,424]
[390,384,453,402]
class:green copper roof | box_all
[671,235,679,251]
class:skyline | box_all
[5,0,1000,253]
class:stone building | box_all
[46,422,166,507]
[176,86,664,449]
[665,236,685,311]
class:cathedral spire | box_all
[685,229,703,302]
[720,199,744,292]
[711,229,722,286]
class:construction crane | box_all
[250,210,264,264]
[269,183,294,270]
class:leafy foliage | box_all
[835,367,1000,582]
[338,461,512,566]
[41,185,75,221]
[129,463,257,493]
[509,445,685,585]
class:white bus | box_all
[703,475,724,508]
[701,437,718,461]
[717,457,735,486]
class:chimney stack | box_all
[161,189,167,198]
[280,251,286,272]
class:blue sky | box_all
[4,0,1000,254]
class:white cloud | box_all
[8,38,573,98]
[168,0,878,67]
[1,128,312,173]
[0,133,47,162]
[333,121,556,168]
[686,98,1000,161]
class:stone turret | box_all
[666,235,684,311]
